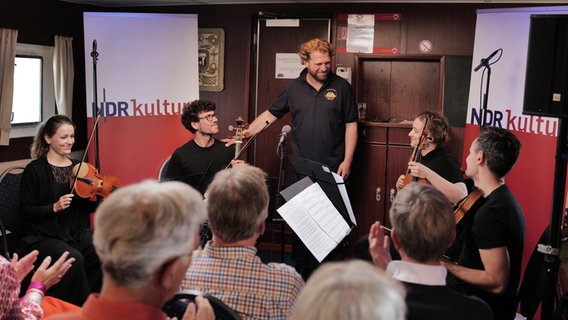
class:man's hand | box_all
[336,161,351,180]
[181,296,215,320]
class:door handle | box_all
[390,188,396,202]
[375,187,381,202]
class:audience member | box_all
[289,260,406,320]
[181,164,304,319]
[46,180,214,320]
[19,115,102,305]
[369,182,493,320]
[443,126,525,320]
[1,250,76,319]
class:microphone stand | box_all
[480,65,491,127]
[276,136,287,262]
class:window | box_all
[12,55,42,125]
[10,43,55,138]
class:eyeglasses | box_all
[198,113,219,121]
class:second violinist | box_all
[19,115,102,306]
[396,111,467,205]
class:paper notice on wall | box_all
[275,53,303,79]
[347,14,375,53]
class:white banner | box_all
[466,5,568,279]
[83,12,199,185]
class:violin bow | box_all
[71,39,103,194]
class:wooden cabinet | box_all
[348,123,412,250]
[354,54,443,122]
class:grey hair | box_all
[94,180,206,288]
[290,260,406,320]
[206,164,269,243]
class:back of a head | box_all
[390,183,455,262]
[475,126,521,178]
[94,180,206,288]
[290,260,406,320]
[206,164,269,243]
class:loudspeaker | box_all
[523,15,568,118]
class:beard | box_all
[308,69,329,84]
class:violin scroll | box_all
[228,116,250,159]
[71,162,122,199]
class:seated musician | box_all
[19,115,102,306]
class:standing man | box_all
[181,164,304,319]
[443,126,525,320]
[241,38,358,279]
[368,183,493,320]
[165,99,239,195]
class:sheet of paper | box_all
[347,14,375,53]
[277,183,351,262]
[332,172,357,226]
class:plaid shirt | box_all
[181,242,304,320]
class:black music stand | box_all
[287,155,354,228]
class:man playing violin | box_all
[443,126,525,320]
[165,99,242,195]
[20,115,102,306]
[396,111,467,205]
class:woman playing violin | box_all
[396,111,467,205]
[19,115,102,306]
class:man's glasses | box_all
[198,113,219,121]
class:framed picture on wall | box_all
[198,28,225,92]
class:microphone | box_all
[474,49,500,72]
[91,40,99,59]
[278,125,291,146]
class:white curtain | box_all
[53,35,74,117]
[0,28,18,146]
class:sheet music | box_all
[277,182,351,262]
[331,172,357,226]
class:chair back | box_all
[163,289,242,320]
[158,156,171,182]
[0,166,26,259]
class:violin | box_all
[403,119,431,187]
[454,187,484,225]
[70,162,122,199]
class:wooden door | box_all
[250,18,330,180]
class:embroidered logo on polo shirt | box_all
[324,89,337,101]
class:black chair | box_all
[0,166,26,260]
[158,156,171,182]
[163,289,242,320]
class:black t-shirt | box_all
[420,147,465,184]
[449,184,526,320]
[166,139,234,194]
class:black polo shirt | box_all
[269,68,357,171]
